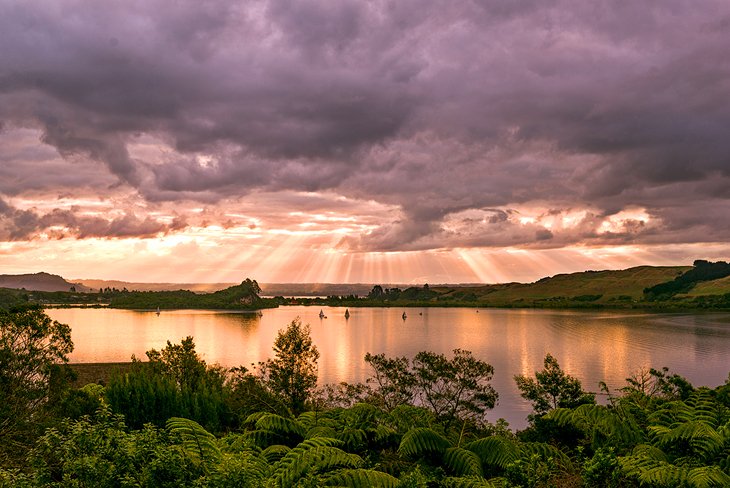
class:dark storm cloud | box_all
[0,197,186,241]
[1,0,730,248]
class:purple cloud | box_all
[0,0,729,251]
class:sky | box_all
[1,0,729,284]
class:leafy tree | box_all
[144,336,226,391]
[362,349,498,432]
[0,306,73,466]
[514,353,595,417]
[368,285,384,299]
[412,349,498,430]
[107,337,231,431]
[364,353,416,411]
[263,318,320,414]
[25,408,202,486]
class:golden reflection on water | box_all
[46,307,730,429]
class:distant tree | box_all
[368,285,384,299]
[263,318,320,414]
[0,305,73,465]
[514,353,595,417]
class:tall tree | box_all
[0,305,73,465]
[264,318,320,414]
[364,352,416,410]
[514,353,595,417]
[412,349,498,429]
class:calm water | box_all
[47,307,730,429]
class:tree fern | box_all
[166,417,221,470]
[623,457,730,487]
[322,468,399,487]
[337,428,368,452]
[307,425,339,439]
[268,436,346,484]
[210,450,271,485]
[397,427,451,458]
[262,444,291,464]
[248,428,290,448]
[651,420,725,460]
[244,411,270,428]
[298,410,338,430]
[520,442,572,469]
[465,436,519,470]
[546,403,642,448]
[686,466,730,488]
[444,447,483,477]
[255,413,306,439]
[269,445,362,487]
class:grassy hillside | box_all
[683,274,730,296]
[0,272,92,292]
[431,266,690,306]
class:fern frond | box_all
[307,425,339,439]
[651,421,724,460]
[247,428,289,448]
[166,417,221,470]
[686,465,730,488]
[323,468,399,487]
[466,437,519,470]
[397,427,451,458]
[219,432,260,453]
[444,447,483,477]
[298,410,337,430]
[255,413,306,439]
[212,451,270,483]
[546,404,642,447]
[337,428,368,452]
[269,446,362,487]
[520,442,572,468]
[244,411,269,428]
[261,444,290,464]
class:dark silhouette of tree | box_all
[0,305,73,465]
[263,318,320,414]
[514,353,595,417]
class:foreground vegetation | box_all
[1,305,728,487]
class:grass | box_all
[435,266,690,305]
[684,275,730,296]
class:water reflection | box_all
[47,307,730,429]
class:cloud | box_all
[0,197,186,241]
[0,0,729,251]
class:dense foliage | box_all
[644,260,730,299]
[0,306,73,466]
[1,309,729,487]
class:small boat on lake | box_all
[319,309,326,319]
[402,311,407,320]
[156,307,160,316]
[344,309,350,319]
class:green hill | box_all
[430,266,690,306]
[684,274,730,296]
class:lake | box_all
[46,306,730,429]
